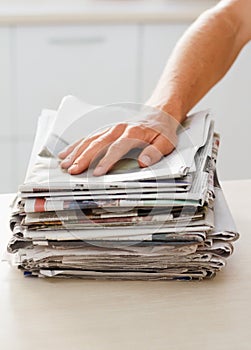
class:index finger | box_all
[58,139,83,159]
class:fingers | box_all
[67,124,127,174]
[138,134,177,168]
[91,124,161,176]
[60,129,109,169]
[58,139,83,160]
[93,137,145,176]
[61,116,178,176]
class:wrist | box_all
[145,98,185,126]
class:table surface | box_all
[0,180,251,350]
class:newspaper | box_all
[6,96,239,281]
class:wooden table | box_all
[0,180,251,350]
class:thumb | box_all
[138,145,163,168]
[138,135,176,168]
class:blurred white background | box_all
[0,0,250,193]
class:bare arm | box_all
[59,0,251,176]
[147,0,251,122]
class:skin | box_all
[59,0,251,176]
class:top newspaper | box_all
[20,96,213,193]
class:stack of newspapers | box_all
[7,96,239,280]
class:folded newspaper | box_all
[6,96,239,280]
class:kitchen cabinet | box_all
[140,23,189,102]
[0,141,14,193]
[14,137,34,190]
[15,25,140,136]
[0,28,12,138]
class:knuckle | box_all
[125,125,145,138]
[161,141,175,154]
[115,122,128,129]
[108,140,123,153]
[109,123,127,137]
[76,139,86,151]
[161,132,176,143]
[90,138,103,147]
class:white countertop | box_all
[0,179,251,350]
[0,0,218,25]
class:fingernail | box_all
[68,164,78,172]
[61,156,71,165]
[139,155,152,166]
[93,166,105,176]
[60,161,67,169]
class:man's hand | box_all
[58,112,179,176]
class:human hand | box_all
[58,111,179,176]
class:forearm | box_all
[147,0,251,123]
